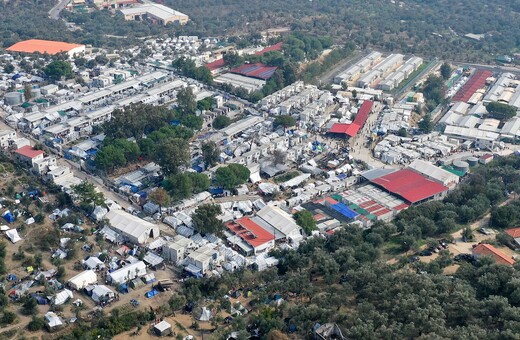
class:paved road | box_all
[49,0,70,20]
[347,101,389,169]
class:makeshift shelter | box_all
[145,289,159,298]
[83,257,105,271]
[5,229,21,243]
[107,261,147,285]
[3,211,15,223]
[143,252,164,268]
[130,278,144,289]
[119,283,129,294]
[45,312,63,330]
[53,289,73,305]
[141,273,156,284]
[0,225,9,231]
[198,307,213,321]
[68,270,97,290]
[153,320,172,336]
[31,294,49,305]
[91,206,108,221]
[91,285,115,303]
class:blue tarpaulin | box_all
[209,188,224,195]
[119,284,129,294]
[31,294,49,305]
[330,202,358,219]
[145,289,159,298]
[7,274,16,281]
[3,212,15,223]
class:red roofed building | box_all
[370,169,448,204]
[472,243,515,265]
[14,146,44,167]
[230,63,278,80]
[452,70,493,103]
[226,217,275,255]
[255,42,283,55]
[505,228,520,247]
[328,100,373,138]
[205,58,226,74]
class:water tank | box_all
[30,88,41,99]
[453,160,469,172]
[466,156,479,167]
[4,92,23,106]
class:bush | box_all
[1,311,16,325]
[21,297,37,316]
[27,316,45,331]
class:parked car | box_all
[478,228,493,235]
[418,250,433,256]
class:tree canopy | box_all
[202,141,220,168]
[273,115,296,129]
[71,180,105,209]
[293,210,317,235]
[192,204,225,235]
[214,163,250,190]
[486,102,517,121]
[44,60,73,80]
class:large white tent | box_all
[107,261,147,285]
[68,270,97,290]
[105,210,159,244]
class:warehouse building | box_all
[408,159,460,188]
[369,169,449,204]
[7,39,86,58]
[119,4,189,25]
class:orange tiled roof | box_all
[473,243,515,265]
[506,228,520,238]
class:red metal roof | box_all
[226,217,275,248]
[230,63,278,80]
[506,228,520,238]
[15,146,44,159]
[452,70,493,102]
[373,208,392,216]
[328,100,373,137]
[473,243,515,265]
[370,169,448,203]
[255,42,283,55]
[323,197,338,205]
[205,58,225,71]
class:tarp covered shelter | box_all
[5,229,21,243]
[145,289,159,298]
[53,289,73,305]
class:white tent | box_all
[83,257,105,271]
[5,229,21,243]
[107,261,147,285]
[198,307,212,321]
[45,312,63,329]
[0,225,9,231]
[91,206,108,221]
[68,270,97,290]
[53,289,73,305]
[91,285,115,303]
[105,210,160,244]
